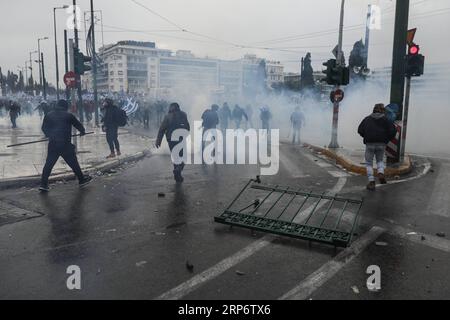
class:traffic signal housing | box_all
[406,43,424,77]
[322,59,350,86]
[74,48,92,75]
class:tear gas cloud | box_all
[159,65,450,159]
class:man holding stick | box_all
[39,99,92,192]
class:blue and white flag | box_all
[121,97,139,116]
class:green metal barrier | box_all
[214,178,363,248]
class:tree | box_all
[6,70,20,93]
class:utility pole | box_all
[37,37,49,95]
[69,38,78,151]
[54,6,69,101]
[363,4,372,68]
[24,61,29,91]
[387,0,410,164]
[73,0,84,123]
[38,41,42,90]
[329,0,345,149]
[41,53,47,100]
[64,29,70,100]
[91,0,99,126]
[29,51,37,92]
[400,75,411,163]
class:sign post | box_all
[330,89,345,104]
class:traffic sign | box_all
[332,45,339,58]
[407,28,417,46]
[64,71,77,88]
[330,89,345,103]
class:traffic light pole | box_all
[363,4,372,68]
[64,30,70,100]
[41,53,47,100]
[329,0,345,149]
[91,0,99,126]
[400,76,411,163]
[69,39,78,151]
[73,0,84,123]
[388,0,410,163]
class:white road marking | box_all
[341,162,432,194]
[388,225,450,253]
[157,171,348,300]
[379,162,432,187]
[278,226,386,300]
[155,236,273,300]
[292,177,347,224]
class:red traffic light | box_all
[409,44,420,55]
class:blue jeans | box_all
[365,143,386,182]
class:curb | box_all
[0,150,151,190]
[304,143,413,178]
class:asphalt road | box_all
[0,142,449,300]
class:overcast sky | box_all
[1,0,449,84]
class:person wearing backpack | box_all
[201,104,219,132]
[358,103,397,191]
[102,98,122,159]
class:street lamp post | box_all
[54,5,70,101]
[37,37,49,94]
[24,61,29,89]
[29,50,37,83]
[29,50,37,94]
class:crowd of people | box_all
[1,91,398,191]
[1,90,311,186]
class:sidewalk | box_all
[303,143,412,177]
[0,115,153,187]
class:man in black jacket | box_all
[232,104,248,129]
[102,98,121,159]
[201,104,220,161]
[358,103,397,191]
[8,100,21,128]
[156,102,190,183]
[39,99,92,192]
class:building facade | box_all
[84,41,284,98]
[266,60,284,86]
[93,41,171,93]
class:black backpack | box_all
[114,108,128,127]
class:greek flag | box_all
[121,97,139,116]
